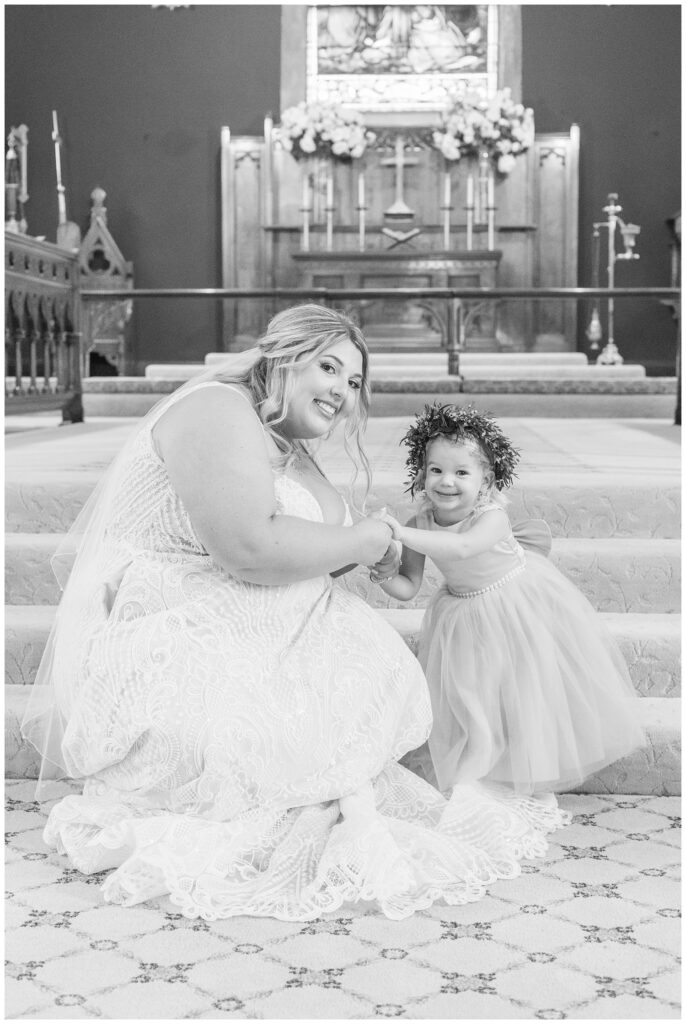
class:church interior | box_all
[4,5,682,1020]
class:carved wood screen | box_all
[220,4,579,352]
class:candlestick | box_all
[466,174,474,251]
[301,174,310,252]
[487,171,495,250]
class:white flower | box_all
[277,102,373,162]
[299,132,317,154]
[497,153,517,175]
[435,86,534,171]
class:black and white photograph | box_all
[5,3,681,1020]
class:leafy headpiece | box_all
[401,403,520,495]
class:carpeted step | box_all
[337,538,681,614]
[5,683,678,793]
[81,377,678,419]
[395,696,680,798]
[6,471,680,538]
[363,475,681,541]
[6,533,681,611]
[375,609,681,699]
[6,604,680,699]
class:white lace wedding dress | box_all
[42,383,569,921]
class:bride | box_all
[22,303,568,921]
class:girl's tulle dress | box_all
[415,501,646,795]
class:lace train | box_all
[44,762,570,921]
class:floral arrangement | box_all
[401,403,521,495]
[432,86,534,175]
[276,102,375,163]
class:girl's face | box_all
[423,436,491,524]
[280,337,364,440]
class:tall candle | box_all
[444,169,451,207]
[358,171,365,208]
[301,175,310,252]
[466,174,474,252]
[487,172,495,250]
[326,174,333,208]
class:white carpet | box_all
[5,781,681,1020]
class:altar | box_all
[292,249,502,350]
[221,5,579,354]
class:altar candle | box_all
[326,173,333,209]
[487,173,495,250]
[444,169,451,208]
[358,170,365,208]
[466,174,474,251]
[301,175,310,252]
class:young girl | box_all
[379,403,645,797]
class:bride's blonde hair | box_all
[213,303,373,502]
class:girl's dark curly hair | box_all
[401,402,521,496]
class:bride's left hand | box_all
[368,541,401,583]
[373,509,403,541]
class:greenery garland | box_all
[401,403,521,495]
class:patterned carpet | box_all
[5,781,681,1020]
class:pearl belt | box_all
[449,562,525,598]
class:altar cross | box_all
[382,135,418,220]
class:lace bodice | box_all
[105,383,350,562]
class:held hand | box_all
[368,541,401,584]
[376,510,403,542]
[352,517,393,567]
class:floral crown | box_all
[401,403,521,495]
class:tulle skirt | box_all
[419,553,646,795]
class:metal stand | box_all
[589,193,641,365]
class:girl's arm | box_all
[393,507,510,561]
[378,516,426,601]
[154,387,392,585]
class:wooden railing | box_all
[5,232,83,421]
[81,284,680,376]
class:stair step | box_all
[376,609,680,699]
[339,538,681,615]
[370,353,591,367]
[5,683,678,792]
[6,534,680,611]
[141,362,646,383]
[396,697,680,797]
[7,471,679,538]
[364,476,680,541]
[81,382,678,418]
[6,604,679,699]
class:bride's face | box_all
[280,338,364,440]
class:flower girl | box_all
[379,403,645,797]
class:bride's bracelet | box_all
[369,569,398,583]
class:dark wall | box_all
[522,4,681,371]
[5,5,281,370]
[6,5,680,372]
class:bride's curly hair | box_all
[213,303,373,502]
